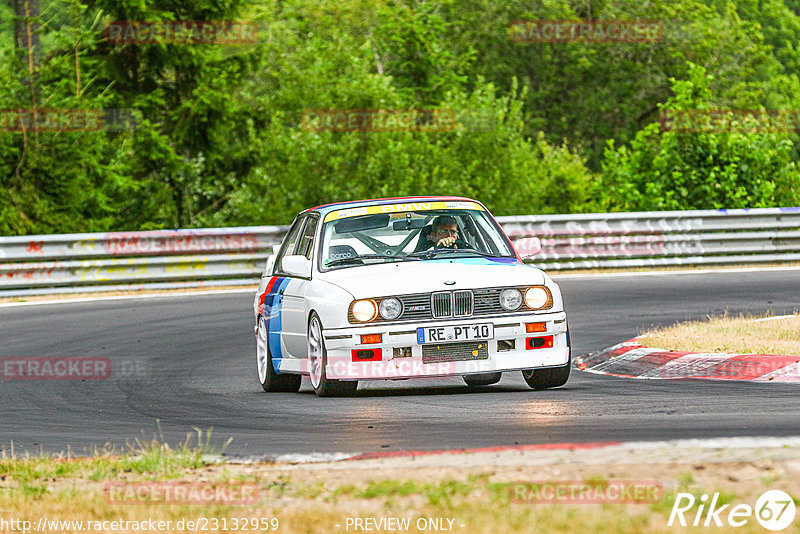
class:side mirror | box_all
[281,255,312,278]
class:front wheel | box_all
[256,317,301,392]
[522,331,571,390]
[308,313,358,397]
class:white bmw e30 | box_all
[253,196,570,396]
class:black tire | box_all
[522,330,571,390]
[463,372,502,387]
[308,313,358,397]
[256,316,302,392]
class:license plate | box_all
[416,323,494,344]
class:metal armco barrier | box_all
[1,207,799,296]
[497,206,800,270]
[0,227,287,296]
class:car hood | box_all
[318,257,546,298]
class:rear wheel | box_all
[522,331,571,390]
[308,313,358,397]
[256,316,301,392]
[463,372,502,387]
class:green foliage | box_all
[372,0,474,103]
[600,63,800,211]
[0,427,227,485]
[207,74,596,225]
[1,0,799,236]
[442,0,799,168]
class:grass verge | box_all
[1,428,226,484]
[638,313,800,355]
[2,437,799,533]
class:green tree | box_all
[3,0,800,237]
[0,0,136,235]
[194,0,595,225]
[600,63,800,211]
[442,0,795,168]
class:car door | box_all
[260,216,305,371]
[278,214,319,359]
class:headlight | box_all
[500,288,522,311]
[525,287,550,309]
[379,297,402,320]
[352,299,378,322]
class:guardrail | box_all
[497,207,800,270]
[1,207,798,296]
[0,227,286,297]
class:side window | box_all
[274,217,305,275]
[296,216,318,260]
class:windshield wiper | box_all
[405,250,438,259]
[325,254,419,267]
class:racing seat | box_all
[328,245,363,265]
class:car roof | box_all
[303,196,482,217]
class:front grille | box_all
[400,294,431,321]
[473,288,504,315]
[431,292,452,318]
[431,290,474,318]
[422,341,489,364]
[453,290,472,316]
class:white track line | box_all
[620,436,800,450]
[2,265,799,308]
[225,436,800,464]
[751,314,799,322]
[0,288,255,308]
[551,265,800,279]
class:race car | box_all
[253,196,570,396]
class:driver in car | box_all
[413,215,468,252]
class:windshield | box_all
[318,207,516,270]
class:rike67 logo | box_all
[669,490,796,531]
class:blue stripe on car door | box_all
[267,277,291,372]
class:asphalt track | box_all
[1,269,798,458]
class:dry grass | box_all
[638,313,800,355]
[3,437,800,533]
[2,455,798,533]
[0,429,226,483]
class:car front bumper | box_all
[320,311,569,380]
